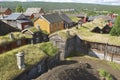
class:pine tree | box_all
[110,15,120,36]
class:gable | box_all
[17,14,26,20]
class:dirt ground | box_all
[71,56,120,80]
[36,56,120,80]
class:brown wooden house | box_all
[34,13,64,34]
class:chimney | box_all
[36,24,41,31]
[16,51,25,70]
[9,33,15,40]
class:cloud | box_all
[103,0,120,2]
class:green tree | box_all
[110,14,120,36]
[15,5,24,12]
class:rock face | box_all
[36,63,100,80]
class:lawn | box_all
[0,42,58,80]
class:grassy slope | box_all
[0,42,58,80]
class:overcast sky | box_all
[0,0,120,5]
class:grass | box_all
[0,42,58,80]
[0,32,25,45]
[108,62,120,70]
[98,69,113,80]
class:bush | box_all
[99,69,113,80]
[99,69,108,77]
[110,14,120,36]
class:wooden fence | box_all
[83,40,120,62]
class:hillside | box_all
[0,1,120,13]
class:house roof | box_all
[5,13,26,20]
[0,8,10,13]
[23,12,33,16]
[17,19,32,23]
[41,13,63,23]
[88,15,112,21]
[0,20,20,36]
[25,8,43,13]
[59,13,73,23]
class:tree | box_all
[15,5,24,12]
[110,14,120,36]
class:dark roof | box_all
[41,13,63,23]
[59,13,73,23]
[0,20,19,36]
[0,8,9,13]
[5,13,25,20]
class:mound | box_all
[36,63,100,80]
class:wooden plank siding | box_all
[34,18,50,33]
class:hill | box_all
[0,1,120,13]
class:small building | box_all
[24,8,45,19]
[76,14,88,23]
[0,20,19,36]
[59,13,74,28]
[4,13,33,30]
[22,27,49,44]
[0,8,12,18]
[34,13,64,34]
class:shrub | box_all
[110,14,120,36]
[99,69,113,80]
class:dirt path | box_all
[70,56,120,80]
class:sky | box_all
[0,0,120,5]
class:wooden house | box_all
[34,13,64,34]
[0,20,19,36]
[24,8,45,19]
[4,13,33,30]
[59,13,73,28]
[0,8,12,19]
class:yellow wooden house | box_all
[34,13,64,34]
